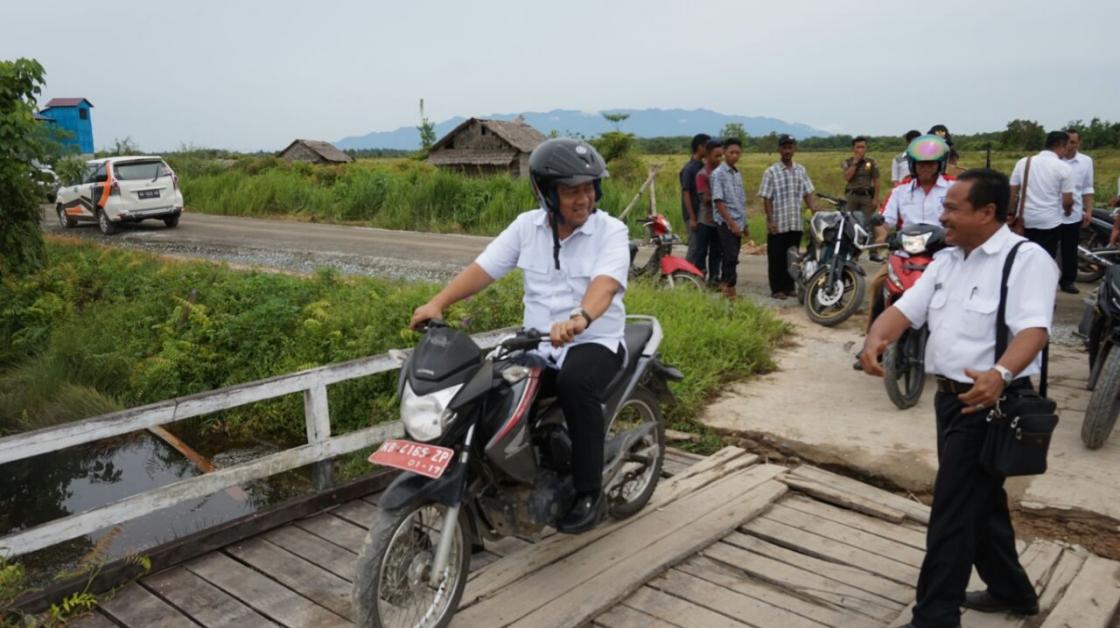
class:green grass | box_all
[0,239,786,447]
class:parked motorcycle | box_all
[877,225,946,409]
[352,318,679,627]
[788,193,879,327]
[1078,245,1120,449]
[1077,207,1115,284]
[629,212,706,290]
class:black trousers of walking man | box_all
[911,389,1038,628]
[1023,226,1061,260]
[767,230,802,294]
[1057,221,1081,288]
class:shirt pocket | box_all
[960,296,998,340]
[516,257,553,298]
[563,258,595,294]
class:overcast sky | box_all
[5,0,1118,152]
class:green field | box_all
[171,149,1120,243]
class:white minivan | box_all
[55,156,184,235]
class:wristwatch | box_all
[569,307,593,327]
[992,365,1014,387]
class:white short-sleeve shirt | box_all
[475,208,629,367]
[880,176,951,229]
[894,226,1058,382]
[1010,150,1074,230]
[1062,152,1095,224]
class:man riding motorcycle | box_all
[856,134,952,369]
[409,138,629,534]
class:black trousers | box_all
[767,230,802,294]
[717,223,743,287]
[1058,221,1081,288]
[538,343,623,495]
[689,223,723,283]
[911,391,1037,628]
[1024,226,1061,260]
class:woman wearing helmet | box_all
[409,138,630,534]
[856,134,953,368]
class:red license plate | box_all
[369,439,455,479]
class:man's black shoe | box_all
[557,492,603,534]
[962,591,1039,615]
[1060,284,1080,295]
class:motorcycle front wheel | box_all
[352,502,470,628]
[804,265,865,327]
[663,270,706,291]
[606,387,665,519]
[1078,231,1107,284]
[1083,347,1120,449]
[883,327,928,409]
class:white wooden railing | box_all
[0,328,515,559]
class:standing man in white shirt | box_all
[862,169,1056,628]
[891,130,923,184]
[1059,129,1095,293]
[410,138,630,534]
[1009,131,1075,260]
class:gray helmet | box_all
[528,138,609,211]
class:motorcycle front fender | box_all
[659,255,703,278]
[845,260,867,276]
[379,460,468,511]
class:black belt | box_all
[936,376,1032,395]
[847,189,873,197]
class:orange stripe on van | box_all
[97,163,113,209]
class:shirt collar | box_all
[979,224,1013,256]
[909,175,951,192]
[1065,152,1082,164]
[533,208,597,235]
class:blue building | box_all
[39,98,95,154]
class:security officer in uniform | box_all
[842,136,881,254]
[861,169,1056,628]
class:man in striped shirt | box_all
[759,135,818,298]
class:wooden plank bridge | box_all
[66,447,1120,628]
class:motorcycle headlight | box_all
[400,382,462,442]
[901,232,932,255]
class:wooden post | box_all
[617,166,661,221]
[649,167,657,217]
[303,385,334,491]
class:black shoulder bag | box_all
[981,241,1060,477]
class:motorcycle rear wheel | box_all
[804,266,865,327]
[883,328,927,409]
[664,270,705,291]
[352,502,469,628]
[606,387,665,519]
[1078,232,1107,284]
[1083,346,1120,449]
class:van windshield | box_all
[113,161,169,181]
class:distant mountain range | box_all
[336,108,831,150]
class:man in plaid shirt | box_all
[759,135,818,298]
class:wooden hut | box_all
[278,139,353,164]
[427,118,546,178]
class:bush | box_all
[0,239,786,445]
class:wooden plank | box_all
[961,543,1078,628]
[648,568,827,628]
[66,611,120,628]
[594,603,681,628]
[0,327,514,466]
[763,502,927,567]
[1035,548,1089,621]
[788,466,930,524]
[461,447,758,604]
[184,551,349,627]
[263,525,358,581]
[486,535,532,556]
[470,550,503,571]
[665,447,704,462]
[225,538,353,620]
[295,512,368,549]
[331,498,379,529]
[660,456,690,477]
[740,516,919,585]
[499,480,788,628]
[721,531,913,605]
[1040,554,1120,628]
[303,385,331,444]
[622,585,751,628]
[702,540,903,622]
[780,477,908,524]
[779,493,927,550]
[457,467,785,626]
[675,556,881,628]
[143,566,280,627]
[98,582,198,627]
[2,422,402,559]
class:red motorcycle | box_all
[876,224,946,409]
[628,213,706,290]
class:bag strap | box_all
[996,240,1049,396]
[1015,156,1032,220]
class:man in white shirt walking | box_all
[1009,131,1075,261]
[1059,129,1095,293]
[862,169,1056,628]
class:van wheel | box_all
[163,214,180,228]
[97,210,118,235]
[57,205,76,228]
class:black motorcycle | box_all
[788,193,880,327]
[352,317,679,627]
[1080,246,1120,449]
[1078,207,1116,284]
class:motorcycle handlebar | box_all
[501,329,545,351]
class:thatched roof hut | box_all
[278,139,353,164]
[427,118,546,178]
